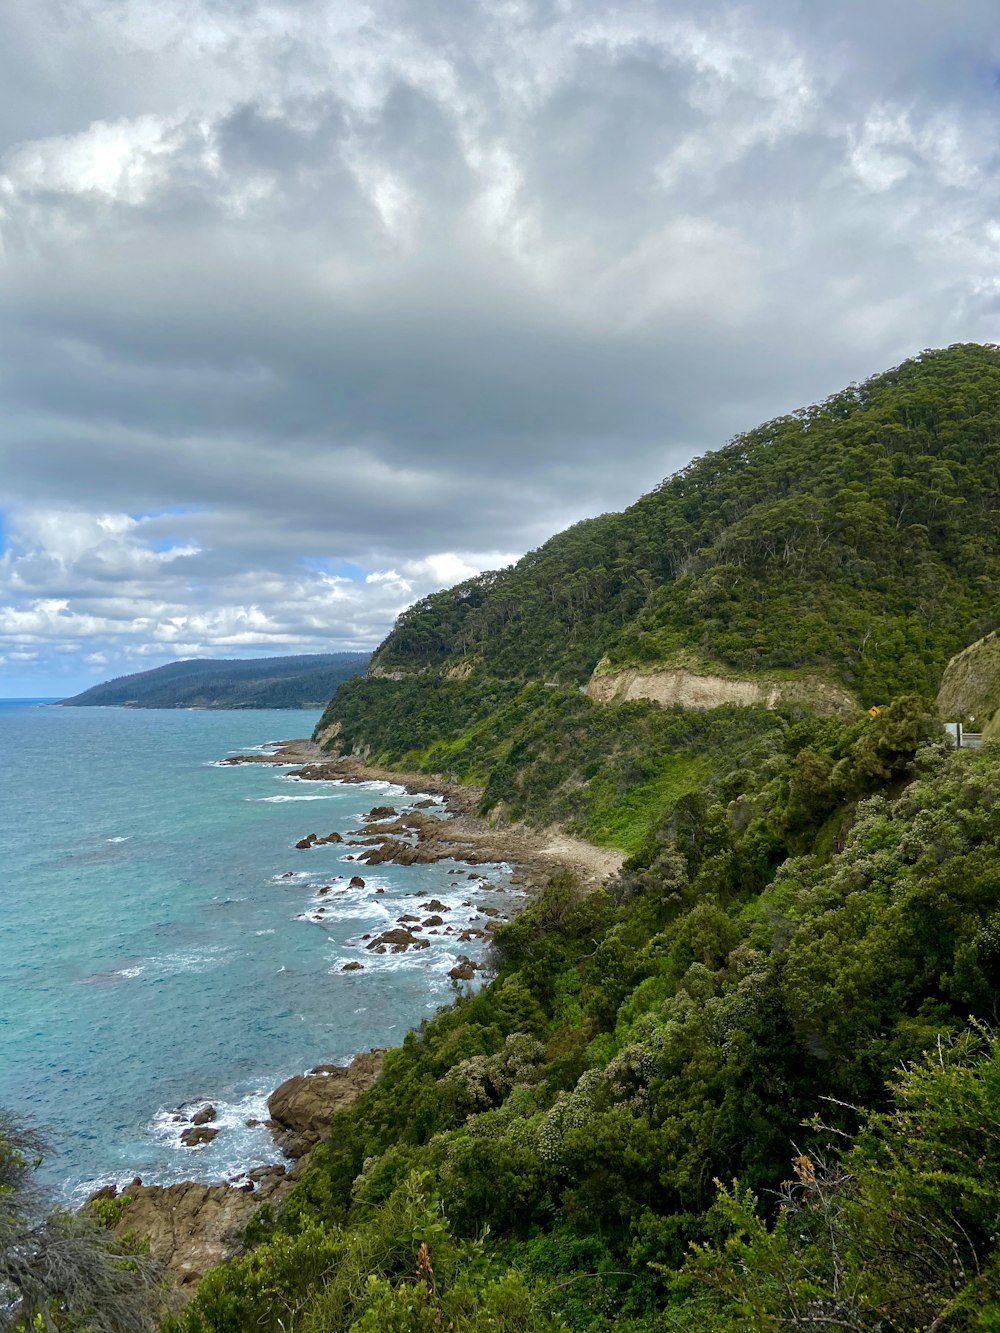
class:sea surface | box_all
[0,701,518,1201]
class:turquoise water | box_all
[0,702,517,1200]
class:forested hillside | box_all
[316,344,1000,853]
[61,654,370,710]
[168,699,1000,1332]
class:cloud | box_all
[0,0,999,691]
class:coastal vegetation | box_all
[0,1114,160,1331]
[167,698,1000,1331]
[61,654,370,711]
[318,343,1000,857]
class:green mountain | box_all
[316,344,1000,851]
[61,653,370,710]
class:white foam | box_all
[146,1090,279,1161]
[106,836,130,844]
[143,946,234,976]
[245,794,339,803]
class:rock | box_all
[476,904,502,917]
[316,831,343,844]
[423,915,445,927]
[364,805,398,820]
[296,833,318,849]
[366,928,430,954]
[413,798,437,809]
[342,961,364,972]
[448,956,477,982]
[97,1167,291,1289]
[349,876,366,888]
[180,1126,219,1148]
[267,1050,385,1158]
[458,928,484,942]
[190,1105,216,1126]
[245,1118,261,1128]
[398,913,421,922]
[318,886,331,896]
[420,899,449,912]
[375,886,385,894]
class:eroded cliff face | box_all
[104,1169,290,1290]
[586,664,857,716]
[937,631,1000,726]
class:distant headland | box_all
[59,653,370,710]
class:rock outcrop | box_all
[937,631,1000,727]
[93,1051,386,1292]
[295,830,344,849]
[101,1166,289,1289]
[267,1048,385,1159]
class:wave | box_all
[92,947,235,982]
[145,1089,282,1168]
[245,794,339,803]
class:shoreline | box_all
[223,738,624,891]
[101,738,623,1287]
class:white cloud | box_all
[0,0,998,692]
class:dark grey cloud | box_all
[1,0,999,692]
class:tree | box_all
[0,1112,161,1332]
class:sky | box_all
[1,0,999,695]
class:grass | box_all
[584,755,711,856]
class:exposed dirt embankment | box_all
[587,665,857,716]
[937,631,1000,725]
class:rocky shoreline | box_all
[93,1050,385,1289]
[223,739,624,891]
[93,739,623,1292]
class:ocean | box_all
[0,701,517,1201]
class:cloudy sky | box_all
[1,0,998,694]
